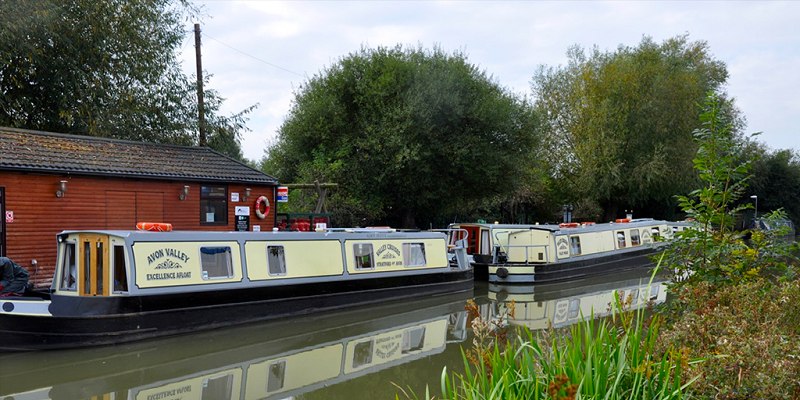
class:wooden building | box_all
[0,127,278,287]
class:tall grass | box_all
[399,275,701,399]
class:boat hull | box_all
[488,246,658,284]
[0,269,473,351]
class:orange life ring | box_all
[615,218,631,223]
[136,222,173,232]
[255,195,270,220]
[559,222,579,228]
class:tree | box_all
[532,35,732,221]
[0,0,251,160]
[665,92,795,286]
[748,147,800,226]
[263,45,539,228]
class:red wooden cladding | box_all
[1,171,275,287]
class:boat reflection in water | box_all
[0,292,470,400]
[483,268,668,331]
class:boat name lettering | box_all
[376,244,401,259]
[375,333,401,359]
[146,272,192,280]
[556,237,570,258]
[147,248,190,265]
[146,385,192,400]
[377,260,404,267]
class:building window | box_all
[60,242,77,291]
[200,185,228,225]
[200,246,233,279]
[354,244,374,269]
[630,229,641,246]
[267,246,286,275]
[616,231,626,248]
[570,236,582,255]
[403,243,427,267]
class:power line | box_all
[202,33,306,78]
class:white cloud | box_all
[187,0,800,161]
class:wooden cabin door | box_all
[79,234,110,296]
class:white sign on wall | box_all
[5,211,13,223]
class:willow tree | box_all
[532,35,732,220]
[264,45,539,228]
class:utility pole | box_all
[194,23,206,147]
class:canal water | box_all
[0,269,666,400]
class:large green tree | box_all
[748,147,800,226]
[532,35,732,221]
[0,0,251,160]
[264,45,539,228]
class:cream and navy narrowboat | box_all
[452,219,672,283]
[0,291,469,399]
[0,227,472,350]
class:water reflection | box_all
[0,270,670,400]
[0,292,471,400]
[480,269,668,330]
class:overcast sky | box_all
[181,1,800,161]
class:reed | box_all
[398,274,700,400]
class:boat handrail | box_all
[429,228,470,271]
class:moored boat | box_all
[0,290,470,399]
[485,269,668,330]
[0,227,472,350]
[450,219,673,283]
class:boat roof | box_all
[58,228,447,241]
[451,219,668,234]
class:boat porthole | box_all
[496,267,509,279]
[1,302,13,312]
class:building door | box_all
[78,234,110,297]
[0,187,5,257]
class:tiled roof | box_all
[0,127,277,184]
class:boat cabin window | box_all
[354,244,374,269]
[651,228,661,242]
[403,243,427,267]
[480,230,491,255]
[267,245,287,275]
[202,373,234,399]
[352,339,374,367]
[569,236,582,255]
[616,231,627,248]
[402,326,427,353]
[630,229,641,246]
[200,185,228,225]
[113,245,128,292]
[59,242,77,291]
[200,246,233,279]
[267,360,287,392]
[83,241,104,295]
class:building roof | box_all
[0,127,277,185]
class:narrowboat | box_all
[485,268,668,330]
[0,291,470,399]
[0,227,472,350]
[450,219,672,283]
